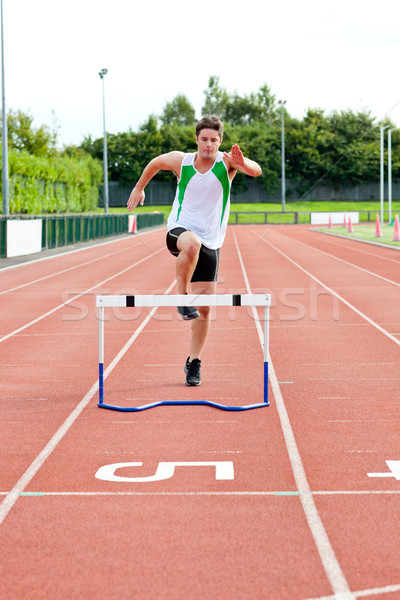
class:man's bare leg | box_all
[176,231,201,294]
[189,281,216,360]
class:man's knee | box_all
[177,233,201,259]
[198,306,210,319]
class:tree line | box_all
[2,77,400,213]
[1,110,102,213]
[80,76,400,196]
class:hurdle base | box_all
[98,399,269,412]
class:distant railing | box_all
[1,210,396,259]
[0,212,164,259]
[228,210,393,225]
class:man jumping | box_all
[127,115,262,386]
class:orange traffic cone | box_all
[328,215,332,229]
[348,216,354,233]
[375,213,383,238]
[394,215,400,242]
[129,214,137,234]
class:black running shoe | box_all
[184,356,201,386]
[177,306,200,320]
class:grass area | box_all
[317,224,400,248]
[97,200,400,221]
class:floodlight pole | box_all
[99,68,109,214]
[278,100,287,212]
[380,125,389,224]
[1,0,9,216]
[388,128,398,225]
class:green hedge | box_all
[1,149,103,214]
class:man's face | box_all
[195,128,222,160]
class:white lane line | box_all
[0,278,176,526]
[1,490,400,497]
[317,229,400,253]
[0,240,149,296]
[0,246,165,344]
[256,233,400,349]
[232,231,354,600]
[0,227,163,273]
[313,232,400,265]
[294,236,400,287]
[305,582,400,599]
[2,490,400,498]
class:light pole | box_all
[1,0,9,216]
[388,128,398,225]
[99,68,109,214]
[278,100,286,212]
[380,125,389,224]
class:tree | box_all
[225,84,277,126]
[202,75,230,118]
[5,109,58,156]
[160,94,196,126]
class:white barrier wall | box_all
[311,212,359,225]
[7,219,43,258]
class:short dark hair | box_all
[195,115,224,139]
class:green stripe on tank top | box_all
[176,164,196,221]
[211,161,231,226]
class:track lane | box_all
[1,225,400,599]
[0,231,164,339]
[236,226,400,595]
[0,226,339,600]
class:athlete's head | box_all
[195,115,223,140]
[195,115,223,160]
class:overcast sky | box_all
[3,0,400,147]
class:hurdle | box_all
[96,294,271,412]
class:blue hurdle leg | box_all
[98,363,104,405]
[264,361,269,406]
[98,305,105,406]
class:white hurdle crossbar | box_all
[96,294,271,412]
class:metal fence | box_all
[229,210,395,225]
[102,179,400,207]
[0,209,396,260]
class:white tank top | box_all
[167,151,231,249]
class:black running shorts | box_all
[166,227,220,282]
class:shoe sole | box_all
[184,365,201,386]
[185,379,201,386]
[177,308,200,320]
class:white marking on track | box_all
[318,397,352,400]
[313,230,400,264]
[289,235,400,287]
[0,278,176,526]
[2,490,400,497]
[0,227,161,273]
[345,450,376,453]
[0,246,165,344]
[256,233,400,349]
[0,243,137,295]
[233,231,354,599]
[95,461,234,482]
[304,581,400,599]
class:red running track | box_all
[0,225,399,600]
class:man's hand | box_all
[224,144,262,177]
[127,187,145,211]
[223,144,245,170]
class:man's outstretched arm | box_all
[223,144,262,178]
[127,151,184,210]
